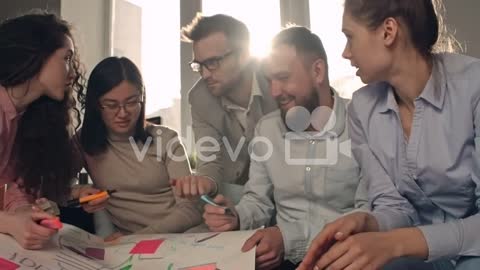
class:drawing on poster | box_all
[178,262,218,270]
[129,239,164,254]
[0,257,20,270]
[195,232,220,243]
[0,224,256,270]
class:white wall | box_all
[61,0,110,75]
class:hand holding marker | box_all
[35,199,63,230]
[170,179,235,216]
[40,217,63,230]
[200,195,236,217]
[66,189,116,207]
[35,190,115,230]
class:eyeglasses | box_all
[189,50,235,73]
[99,96,143,115]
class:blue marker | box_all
[200,195,236,217]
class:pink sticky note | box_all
[129,239,164,254]
[184,263,217,270]
[0,257,19,270]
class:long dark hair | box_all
[344,0,461,57]
[80,56,148,156]
[0,12,86,201]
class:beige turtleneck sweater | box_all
[80,125,202,234]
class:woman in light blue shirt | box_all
[299,0,480,270]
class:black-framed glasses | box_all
[189,50,235,73]
[99,96,143,115]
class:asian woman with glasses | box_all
[78,56,201,240]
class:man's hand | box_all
[203,195,239,231]
[171,175,216,199]
[242,226,285,270]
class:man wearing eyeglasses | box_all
[174,14,277,199]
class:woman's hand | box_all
[170,176,217,199]
[77,185,109,213]
[298,212,377,270]
[309,232,401,270]
[6,209,58,250]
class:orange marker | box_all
[40,217,63,229]
[67,189,116,207]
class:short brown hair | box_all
[181,13,250,51]
[272,26,328,71]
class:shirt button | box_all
[306,167,311,172]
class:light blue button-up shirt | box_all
[236,91,368,263]
[349,53,480,261]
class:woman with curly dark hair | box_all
[0,12,91,249]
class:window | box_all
[309,0,364,98]
[115,0,181,131]
[112,1,360,134]
[202,0,281,58]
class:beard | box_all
[280,87,319,132]
[210,60,252,97]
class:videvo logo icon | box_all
[284,105,352,165]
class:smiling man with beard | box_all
[202,26,368,270]
[175,14,278,199]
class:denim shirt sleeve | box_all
[348,98,419,231]
[418,73,480,261]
